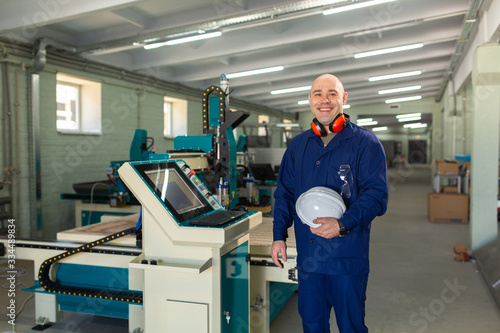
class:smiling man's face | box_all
[309,74,348,133]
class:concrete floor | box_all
[1,164,500,332]
[271,165,500,333]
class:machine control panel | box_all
[122,159,251,228]
[178,161,221,209]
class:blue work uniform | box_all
[273,122,389,333]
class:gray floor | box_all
[271,165,500,332]
[1,164,500,332]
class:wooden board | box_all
[57,214,139,247]
[249,217,296,249]
[57,214,297,251]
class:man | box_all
[271,74,388,333]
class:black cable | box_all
[37,227,143,304]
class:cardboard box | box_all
[440,186,459,193]
[431,159,459,175]
[428,193,469,223]
[453,244,467,254]
[453,244,469,261]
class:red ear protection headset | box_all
[311,113,350,137]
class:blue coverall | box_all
[273,122,389,333]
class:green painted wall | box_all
[0,55,284,239]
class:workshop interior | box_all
[1,0,500,332]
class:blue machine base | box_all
[23,263,142,320]
[269,282,298,323]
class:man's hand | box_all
[310,218,341,239]
[271,240,287,268]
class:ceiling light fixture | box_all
[369,70,422,82]
[323,0,397,15]
[144,31,222,49]
[396,113,422,119]
[385,96,422,104]
[343,104,351,109]
[397,116,422,122]
[403,123,428,129]
[354,43,423,59]
[358,121,378,126]
[378,85,422,95]
[226,66,284,79]
[372,126,388,131]
[271,86,311,95]
[275,123,300,128]
[357,118,373,123]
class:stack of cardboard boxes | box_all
[428,159,469,223]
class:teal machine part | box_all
[24,262,141,320]
[209,95,222,127]
[174,134,214,153]
[203,85,249,209]
[237,135,248,153]
[269,282,298,323]
[55,264,133,318]
[169,80,250,209]
[221,241,249,332]
[129,129,148,161]
[225,125,238,209]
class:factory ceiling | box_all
[0,0,484,118]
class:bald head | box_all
[310,74,345,96]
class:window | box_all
[57,82,79,130]
[258,115,269,136]
[164,96,188,137]
[56,73,102,134]
[282,119,293,143]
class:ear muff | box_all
[329,113,350,133]
[311,118,328,137]
[311,113,350,136]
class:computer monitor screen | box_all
[133,162,214,222]
[249,163,277,181]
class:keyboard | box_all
[188,210,246,227]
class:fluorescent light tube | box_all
[369,71,422,82]
[276,123,300,127]
[144,31,222,49]
[397,116,421,122]
[396,113,422,119]
[385,96,422,104]
[358,121,378,126]
[226,66,284,79]
[354,43,423,59]
[324,0,397,15]
[372,126,388,131]
[298,100,309,105]
[343,104,351,109]
[378,85,421,95]
[271,86,311,95]
[357,118,373,123]
[403,123,427,129]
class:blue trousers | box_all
[297,271,369,333]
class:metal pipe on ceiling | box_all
[75,0,350,54]
[436,0,484,102]
[0,37,284,118]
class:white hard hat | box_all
[296,186,346,228]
